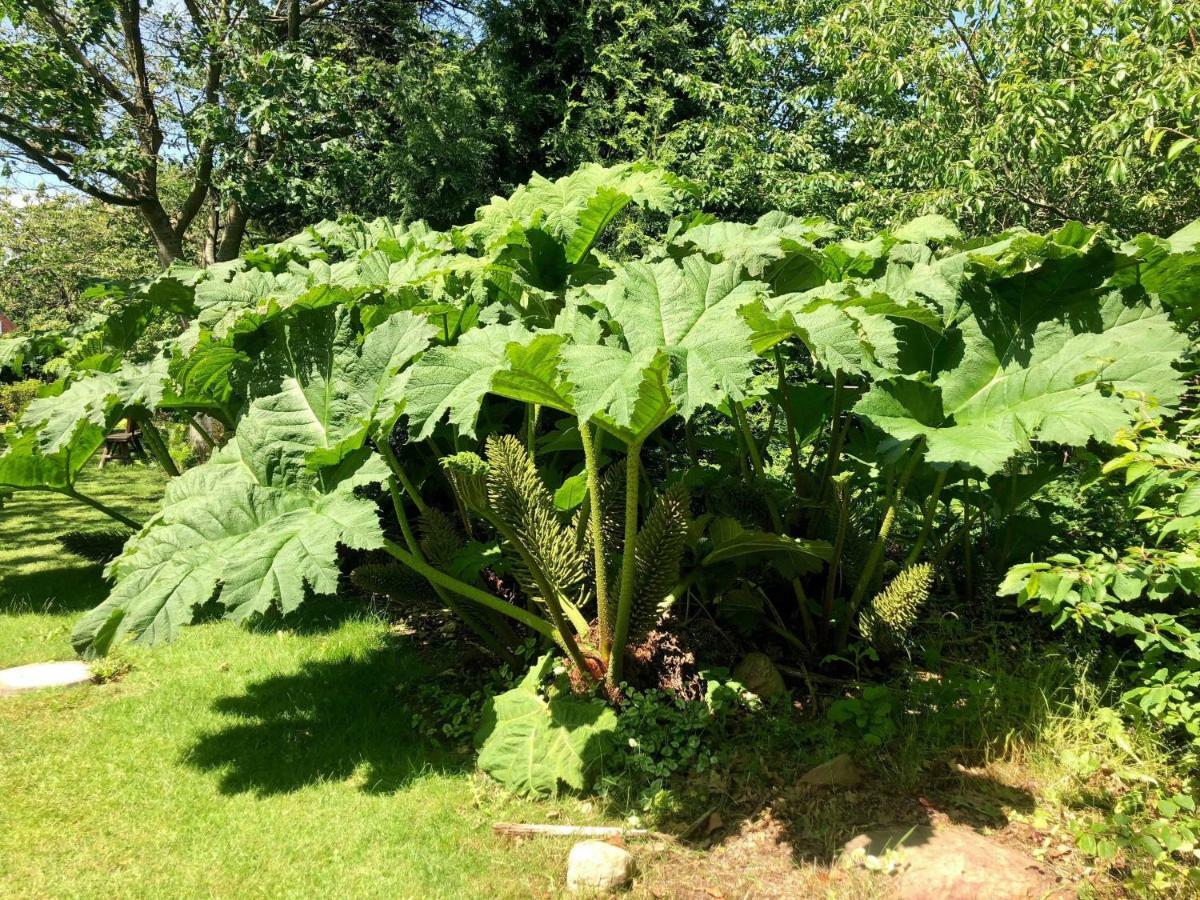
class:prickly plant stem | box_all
[386,476,517,664]
[378,440,429,515]
[188,416,216,448]
[526,404,540,455]
[608,439,643,686]
[60,489,143,531]
[382,539,557,641]
[822,478,850,632]
[478,505,595,677]
[773,348,804,495]
[840,439,924,645]
[578,418,613,658]
[733,400,783,533]
[733,400,813,644]
[137,416,179,477]
[963,478,974,603]
[816,371,848,510]
[904,468,949,566]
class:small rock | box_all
[732,652,786,699]
[566,840,635,894]
[800,753,862,787]
[0,661,92,695]
[839,824,1062,899]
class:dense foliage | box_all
[1,163,1195,721]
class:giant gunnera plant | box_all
[1,162,1194,795]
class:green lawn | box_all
[0,465,609,899]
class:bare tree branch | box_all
[0,126,142,206]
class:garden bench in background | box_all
[98,420,146,468]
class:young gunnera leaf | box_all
[475,654,617,797]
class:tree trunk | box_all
[203,196,221,265]
[139,198,184,266]
[215,199,248,261]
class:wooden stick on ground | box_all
[492,823,669,840]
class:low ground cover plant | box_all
[2,163,1199,888]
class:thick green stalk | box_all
[733,400,784,533]
[607,440,643,685]
[839,440,924,645]
[386,476,517,665]
[61,488,143,531]
[815,372,848,511]
[138,417,179,477]
[578,418,613,656]
[822,477,850,632]
[381,440,517,655]
[963,479,974,602]
[478,507,595,678]
[378,441,429,515]
[188,416,216,448]
[526,404,540,455]
[734,400,814,645]
[904,468,948,566]
[382,539,557,640]
[773,348,804,495]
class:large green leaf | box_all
[20,358,171,454]
[1117,218,1200,324]
[404,323,575,439]
[474,654,617,797]
[239,306,435,474]
[743,282,939,376]
[675,213,838,291]
[0,426,105,493]
[467,162,692,264]
[588,255,763,420]
[557,344,673,445]
[70,413,388,657]
[855,280,1188,473]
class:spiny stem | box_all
[963,478,974,602]
[733,400,783,533]
[733,400,814,645]
[386,476,517,664]
[773,348,804,496]
[822,477,850,633]
[815,371,848,511]
[578,419,613,657]
[839,439,924,645]
[188,416,216,448]
[138,416,179,477]
[479,507,595,678]
[608,439,643,686]
[62,489,143,531]
[378,440,429,515]
[904,468,948,566]
[382,539,557,641]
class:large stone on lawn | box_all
[799,753,862,787]
[566,840,635,894]
[839,824,1062,899]
[0,661,92,695]
[733,652,786,699]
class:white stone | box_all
[566,840,634,894]
[0,661,93,694]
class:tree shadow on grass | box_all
[184,635,469,796]
[0,564,109,615]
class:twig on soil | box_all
[492,823,671,840]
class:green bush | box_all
[0,378,41,423]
